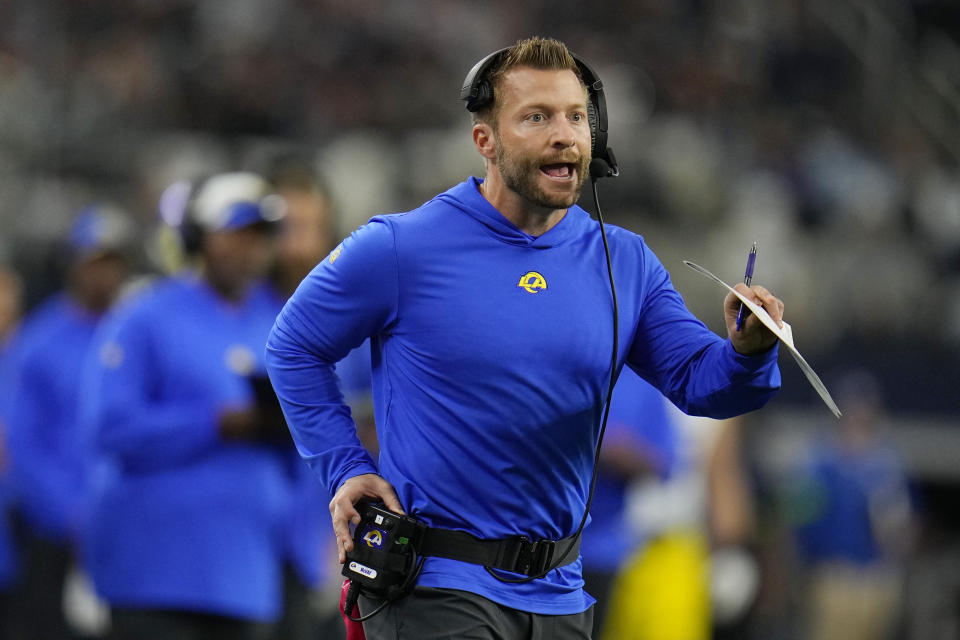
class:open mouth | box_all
[540,163,575,180]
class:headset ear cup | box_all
[586,100,599,158]
[471,80,493,112]
[180,219,202,255]
[177,176,209,255]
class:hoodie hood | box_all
[434,178,593,249]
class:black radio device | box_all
[341,501,427,621]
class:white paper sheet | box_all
[683,260,841,418]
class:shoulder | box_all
[246,280,286,313]
[19,294,68,334]
[369,189,470,234]
[101,276,187,332]
[591,220,661,275]
[599,220,649,252]
[325,201,448,266]
[15,295,77,357]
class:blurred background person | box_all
[580,368,679,639]
[597,392,759,640]
[0,258,24,639]
[266,159,350,640]
[706,414,761,640]
[267,159,337,299]
[787,370,914,640]
[79,172,288,640]
[4,206,133,640]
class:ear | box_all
[472,123,497,161]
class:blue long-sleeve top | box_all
[5,294,100,542]
[80,275,290,622]
[266,178,780,615]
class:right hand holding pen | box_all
[330,473,404,564]
[724,283,784,356]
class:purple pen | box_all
[735,242,757,331]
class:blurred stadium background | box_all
[1,1,959,637]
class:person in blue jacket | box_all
[5,206,133,640]
[266,37,783,640]
[79,172,289,640]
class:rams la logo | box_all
[362,529,384,548]
[328,244,343,263]
[518,271,547,294]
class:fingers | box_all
[726,283,786,356]
[329,473,404,564]
[379,483,405,516]
[748,285,784,328]
[330,494,360,564]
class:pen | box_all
[735,242,757,331]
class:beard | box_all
[494,131,589,210]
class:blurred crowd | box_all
[2,1,960,392]
[0,0,958,638]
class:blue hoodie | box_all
[266,178,780,615]
[80,275,289,621]
[5,294,101,542]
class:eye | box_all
[571,112,584,122]
[528,113,544,123]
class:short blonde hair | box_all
[472,36,583,126]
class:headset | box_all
[158,173,283,256]
[158,177,208,256]
[459,46,619,178]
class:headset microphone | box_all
[590,152,619,180]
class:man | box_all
[266,37,783,640]
[80,172,288,640]
[5,206,133,640]
[791,371,912,640]
[269,161,338,299]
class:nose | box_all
[549,117,577,149]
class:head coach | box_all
[266,36,783,640]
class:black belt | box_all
[419,528,581,577]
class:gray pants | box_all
[359,587,593,640]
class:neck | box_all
[479,173,567,237]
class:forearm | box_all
[663,339,780,418]
[265,341,377,495]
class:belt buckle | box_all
[517,537,556,576]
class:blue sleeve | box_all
[5,350,78,531]
[266,219,397,495]
[627,247,780,418]
[81,305,221,471]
